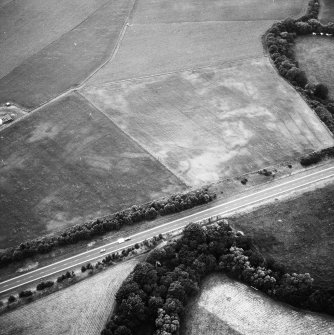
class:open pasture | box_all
[132,0,306,24]
[295,36,334,99]
[0,259,138,335]
[182,274,334,335]
[320,0,334,23]
[231,182,334,289]
[0,93,184,249]
[0,0,134,109]
[0,0,108,80]
[82,58,334,187]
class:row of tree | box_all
[264,0,334,135]
[0,188,214,268]
[300,146,334,166]
[101,221,334,335]
[2,235,164,311]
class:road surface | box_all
[1,164,334,294]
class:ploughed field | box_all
[182,274,334,335]
[1,0,331,247]
[0,260,138,335]
[295,36,334,100]
[82,58,334,186]
[230,182,334,289]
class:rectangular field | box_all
[183,274,334,335]
[87,20,271,85]
[295,36,334,100]
[0,93,185,249]
[0,260,138,335]
[132,0,306,24]
[82,57,334,187]
[230,182,334,289]
[0,0,134,109]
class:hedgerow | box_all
[263,0,334,142]
[0,188,214,268]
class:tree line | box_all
[101,221,334,335]
[264,0,334,135]
[0,188,214,268]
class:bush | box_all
[36,281,54,291]
[19,290,33,298]
[8,295,16,304]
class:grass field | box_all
[320,0,334,24]
[230,182,334,289]
[132,0,306,24]
[82,57,333,186]
[295,36,334,100]
[0,0,108,80]
[182,274,334,335]
[0,92,185,249]
[0,0,134,109]
[0,259,138,335]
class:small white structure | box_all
[320,32,324,36]
[312,32,317,35]
[5,102,11,107]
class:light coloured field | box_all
[0,92,185,248]
[0,260,138,335]
[82,57,334,187]
[132,0,306,24]
[295,36,334,100]
[183,274,334,335]
[86,21,270,85]
[0,0,108,79]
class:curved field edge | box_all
[0,259,139,335]
[182,274,334,335]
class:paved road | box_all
[1,164,334,294]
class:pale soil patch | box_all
[183,274,334,335]
[82,57,334,187]
[295,36,334,99]
[0,0,108,79]
[132,0,306,24]
[0,260,138,335]
[86,21,269,85]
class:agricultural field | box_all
[82,57,334,187]
[0,0,108,79]
[0,259,138,335]
[182,274,334,335]
[295,36,334,99]
[0,0,135,109]
[132,0,306,24]
[320,0,334,23]
[87,0,306,85]
[230,182,334,289]
[0,92,185,249]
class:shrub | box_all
[8,295,16,304]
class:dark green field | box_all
[295,36,334,100]
[230,182,334,289]
[0,93,185,249]
[0,0,134,110]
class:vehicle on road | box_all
[117,238,125,244]
[99,248,106,253]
